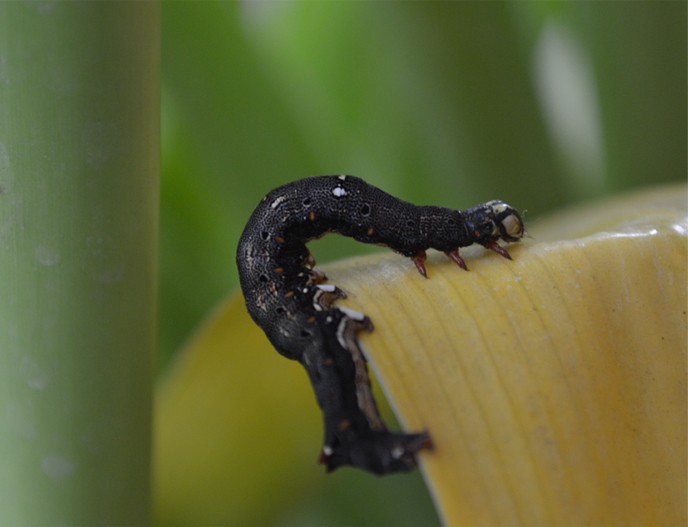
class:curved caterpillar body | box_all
[236,175,524,475]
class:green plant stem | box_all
[0,3,159,525]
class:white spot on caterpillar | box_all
[337,175,347,181]
[323,445,333,456]
[270,195,286,209]
[332,186,348,198]
[391,446,404,459]
[316,284,336,292]
[339,306,366,321]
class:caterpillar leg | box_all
[445,248,469,271]
[411,251,428,278]
[483,240,513,260]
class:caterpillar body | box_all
[236,175,525,475]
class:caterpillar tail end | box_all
[319,430,433,476]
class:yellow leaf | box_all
[326,183,687,526]
[154,184,686,526]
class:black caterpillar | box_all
[236,175,525,476]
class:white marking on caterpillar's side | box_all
[339,306,366,321]
[391,446,404,459]
[312,287,327,311]
[302,353,312,368]
[323,445,333,456]
[332,186,348,198]
[270,195,286,209]
[337,175,347,181]
[335,317,349,349]
[316,284,336,292]
[335,315,386,431]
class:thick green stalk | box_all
[0,3,159,525]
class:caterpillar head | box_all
[467,200,525,245]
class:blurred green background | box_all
[160,1,685,525]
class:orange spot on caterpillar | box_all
[338,419,352,431]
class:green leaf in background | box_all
[0,2,159,525]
